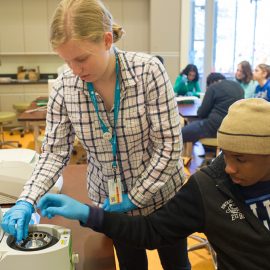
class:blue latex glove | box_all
[1,201,34,242]
[102,193,137,212]
[37,194,89,224]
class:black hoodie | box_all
[84,154,270,270]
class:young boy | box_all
[4,98,270,270]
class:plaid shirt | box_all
[20,49,186,216]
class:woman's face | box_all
[187,71,196,82]
[253,66,266,81]
[55,33,113,82]
[235,64,244,80]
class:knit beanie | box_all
[217,98,270,154]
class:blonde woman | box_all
[253,64,270,101]
[1,1,190,269]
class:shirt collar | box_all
[114,47,138,89]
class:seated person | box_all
[253,63,270,101]
[17,98,270,270]
[181,73,244,143]
[235,60,257,98]
[174,64,201,97]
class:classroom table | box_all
[177,99,201,118]
[40,164,116,270]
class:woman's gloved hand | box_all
[102,193,137,212]
[1,201,34,242]
[37,194,90,224]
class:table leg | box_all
[33,124,40,152]
[28,121,45,153]
[184,142,193,157]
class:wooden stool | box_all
[0,112,21,148]
[10,102,31,137]
[36,134,45,152]
[13,102,30,112]
[188,234,217,269]
[199,138,220,156]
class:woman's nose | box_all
[69,62,82,76]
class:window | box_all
[191,0,270,77]
[190,0,206,73]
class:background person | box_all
[235,60,257,98]
[173,64,201,97]
[1,0,190,269]
[253,63,270,101]
[36,98,270,270]
[181,73,244,143]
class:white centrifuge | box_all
[0,207,79,270]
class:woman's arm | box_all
[174,75,187,96]
[186,81,201,97]
[19,76,75,205]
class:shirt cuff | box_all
[80,205,104,232]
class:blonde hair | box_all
[258,64,270,79]
[50,0,124,49]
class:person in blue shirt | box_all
[235,60,257,98]
[253,64,270,101]
[174,64,201,97]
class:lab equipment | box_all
[0,207,78,270]
[1,201,34,242]
[0,149,63,204]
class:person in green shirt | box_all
[174,64,201,97]
[235,60,257,98]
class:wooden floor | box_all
[114,237,215,270]
[2,130,214,270]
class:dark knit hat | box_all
[217,98,270,154]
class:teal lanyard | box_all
[87,50,120,171]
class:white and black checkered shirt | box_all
[19,49,186,216]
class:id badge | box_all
[108,177,123,205]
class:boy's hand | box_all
[37,194,90,224]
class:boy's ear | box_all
[104,32,113,50]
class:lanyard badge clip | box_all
[108,166,123,205]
